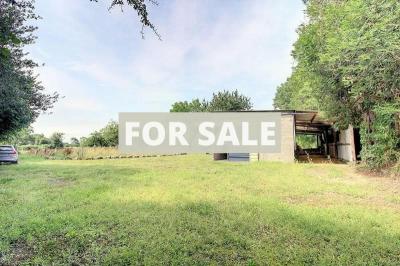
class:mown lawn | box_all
[0,155,400,265]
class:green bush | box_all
[360,104,400,171]
[296,135,317,149]
[21,146,136,160]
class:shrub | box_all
[21,147,136,160]
[360,104,400,171]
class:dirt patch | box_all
[348,168,400,193]
[356,166,400,179]
[1,239,34,265]
[297,155,345,164]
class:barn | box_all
[214,110,361,163]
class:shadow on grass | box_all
[1,196,400,265]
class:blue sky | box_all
[29,0,305,140]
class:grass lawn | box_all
[1,154,400,265]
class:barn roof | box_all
[231,110,333,133]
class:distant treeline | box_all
[8,90,253,149]
[5,121,118,149]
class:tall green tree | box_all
[100,121,119,146]
[274,0,400,169]
[49,132,64,148]
[81,121,119,147]
[171,90,252,112]
[207,90,252,112]
[82,131,107,147]
[170,99,208,112]
[70,137,80,147]
[273,67,320,111]
[0,0,58,140]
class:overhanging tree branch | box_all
[91,0,161,40]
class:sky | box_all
[29,0,305,141]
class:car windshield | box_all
[0,146,13,151]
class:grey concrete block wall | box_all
[249,153,259,162]
[258,114,295,162]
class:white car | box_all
[0,145,18,164]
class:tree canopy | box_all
[274,0,400,169]
[0,0,158,141]
[171,90,253,112]
[0,0,58,140]
[49,132,64,148]
[81,121,119,147]
[170,99,208,112]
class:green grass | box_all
[1,155,400,265]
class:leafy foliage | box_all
[92,0,160,39]
[360,103,400,169]
[207,90,253,112]
[274,0,400,169]
[0,0,58,140]
[170,99,208,112]
[274,67,320,111]
[170,90,253,112]
[70,137,80,147]
[99,120,119,146]
[296,135,317,149]
[49,132,64,148]
[81,132,107,147]
[81,121,119,147]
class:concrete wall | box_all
[249,153,259,162]
[258,114,295,162]
[337,126,356,162]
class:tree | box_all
[170,90,253,112]
[207,90,252,112]
[82,131,107,147]
[77,121,118,147]
[79,137,88,146]
[92,0,159,39]
[0,0,58,140]
[170,99,208,112]
[70,137,80,147]
[274,0,400,169]
[100,121,119,146]
[14,127,34,145]
[33,134,50,145]
[49,132,64,148]
[0,127,53,146]
[0,126,33,145]
[1,0,158,141]
[273,67,320,111]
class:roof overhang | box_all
[293,111,332,134]
[213,109,333,133]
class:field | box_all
[1,155,400,265]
